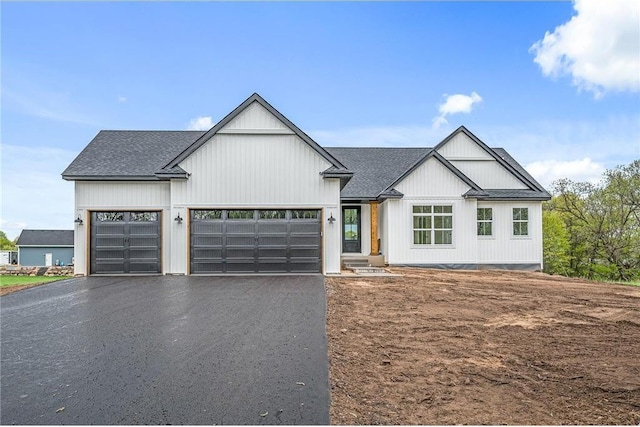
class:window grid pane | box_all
[413,205,452,245]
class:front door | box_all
[342,206,361,253]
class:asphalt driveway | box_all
[0,275,329,425]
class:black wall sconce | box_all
[74,216,83,225]
[174,213,183,224]
[327,213,336,224]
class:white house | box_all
[62,93,550,276]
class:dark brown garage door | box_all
[90,211,161,274]
[190,209,321,274]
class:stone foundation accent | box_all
[0,265,74,277]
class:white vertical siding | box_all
[174,134,336,206]
[171,132,341,274]
[477,201,542,265]
[385,198,478,264]
[221,101,291,131]
[396,157,472,197]
[73,181,171,276]
[436,132,493,159]
[449,160,528,189]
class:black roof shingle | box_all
[16,230,74,247]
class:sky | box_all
[1,1,639,240]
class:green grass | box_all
[0,276,72,287]
[609,280,640,287]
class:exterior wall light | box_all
[174,213,183,224]
[74,216,83,225]
[328,213,336,224]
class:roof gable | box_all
[384,149,483,196]
[16,230,74,247]
[162,93,349,173]
[435,126,544,192]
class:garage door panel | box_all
[91,211,160,275]
[258,248,288,258]
[226,222,254,233]
[259,235,287,246]
[257,222,287,233]
[290,247,321,258]
[226,236,255,246]
[192,236,223,246]
[192,222,223,234]
[190,209,321,274]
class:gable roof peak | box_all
[161,93,350,173]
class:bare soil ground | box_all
[326,268,640,425]
[0,282,48,296]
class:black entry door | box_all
[342,206,361,253]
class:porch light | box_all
[174,213,183,224]
[328,213,336,224]
[74,216,83,225]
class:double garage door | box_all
[90,209,322,275]
[190,209,322,274]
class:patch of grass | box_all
[609,280,640,287]
[0,276,72,287]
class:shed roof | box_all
[16,230,74,247]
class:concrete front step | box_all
[349,267,387,274]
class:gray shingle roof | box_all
[325,147,430,200]
[16,230,74,247]
[62,131,205,180]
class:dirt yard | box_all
[326,268,640,425]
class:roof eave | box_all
[62,175,161,181]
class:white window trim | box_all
[410,203,455,248]
[477,207,493,239]
[511,206,531,240]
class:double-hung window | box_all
[413,205,453,245]
[477,207,493,236]
[513,207,529,236]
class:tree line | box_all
[543,160,640,281]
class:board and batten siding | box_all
[73,181,171,276]
[476,201,543,266]
[386,158,477,264]
[169,114,342,274]
[449,160,528,190]
[382,156,543,268]
[436,132,493,160]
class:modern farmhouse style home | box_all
[62,93,550,276]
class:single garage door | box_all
[90,211,161,274]
[190,209,321,274]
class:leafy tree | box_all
[552,160,640,281]
[542,205,571,275]
[0,231,17,250]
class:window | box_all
[291,210,319,220]
[96,212,124,222]
[477,208,492,236]
[413,205,453,245]
[130,212,158,222]
[513,208,529,236]
[227,210,255,220]
[193,210,222,220]
[259,210,286,220]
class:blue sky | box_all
[2,1,639,240]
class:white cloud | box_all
[432,92,483,128]
[525,158,605,189]
[118,95,128,103]
[186,116,214,131]
[530,0,640,97]
[1,145,76,240]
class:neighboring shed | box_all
[16,230,74,267]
